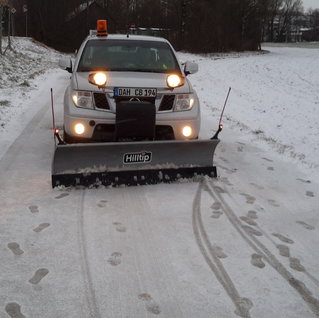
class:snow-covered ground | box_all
[179,46,319,181]
[0,38,319,318]
[0,37,65,159]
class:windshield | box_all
[77,39,181,73]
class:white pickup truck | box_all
[58,21,200,143]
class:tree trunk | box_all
[0,6,3,54]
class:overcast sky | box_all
[302,0,319,10]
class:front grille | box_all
[114,96,156,104]
[93,93,110,110]
[159,95,175,111]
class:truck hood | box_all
[73,72,190,93]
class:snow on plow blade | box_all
[51,139,219,187]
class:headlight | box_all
[167,74,184,88]
[174,94,195,111]
[72,91,93,109]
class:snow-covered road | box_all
[0,40,319,318]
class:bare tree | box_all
[10,0,278,53]
[266,0,283,41]
[278,0,303,41]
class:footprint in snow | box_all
[33,223,50,233]
[220,177,233,186]
[211,210,223,219]
[267,199,280,207]
[296,221,315,230]
[211,201,222,210]
[262,157,273,162]
[138,293,161,315]
[219,164,238,174]
[247,210,258,220]
[213,245,228,258]
[240,216,257,226]
[289,257,305,272]
[296,178,311,184]
[250,183,264,190]
[55,192,69,199]
[267,166,274,171]
[306,191,315,198]
[29,268,49,284]
[97,200,108,208]
[240,193,256,205]
[251,254,265,268]
[5,303,26,318]
[113,222,127,232]
[277,244,290,257]
[242,225,262,236]
[272,233,294,244]
[234,298,254,317]
[107,252,122,266]
[8,242,24,256]
[219,157,230,163]
[28,205,39,213]
[212,186,226,194]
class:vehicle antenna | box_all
[50,88,64,145]
[50,88,57,146]
[211,87,231,140]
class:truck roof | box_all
[87,33,169,43]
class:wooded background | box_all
[1,0,319,53]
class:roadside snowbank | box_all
[0,37,66,159]
[0,37,65,129]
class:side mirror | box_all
[58,58,72,73]
[184,61,198,75]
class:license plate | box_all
[114,87,157,98]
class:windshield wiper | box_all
[123,69,167,73]
[77,68,172,73]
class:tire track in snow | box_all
[77,190,102,318]
[122,188,184,317]
[192,181,253,318]
[205,179,319,317]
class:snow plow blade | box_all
[51,139,219,187]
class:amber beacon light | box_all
[88,72,107,87]
[97,20,108,36]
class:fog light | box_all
[182,126,192,137]
[74,123,85,135]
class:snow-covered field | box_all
[179,46,319,181]
[0,38,318,318]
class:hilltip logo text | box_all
[123,151,152,164]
